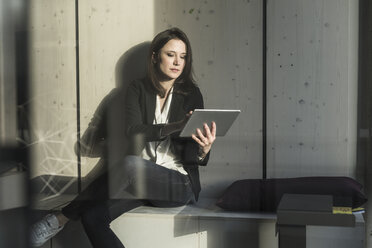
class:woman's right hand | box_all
[179,111,193,130]
[160,111,193,137]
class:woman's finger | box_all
[191,134,204,146]
[203,123,212,139]
[196,128,209,145]
[211,121,217,137]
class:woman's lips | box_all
[170,68,179,72]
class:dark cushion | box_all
[216,177,367,212]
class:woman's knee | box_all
[117,155,149,179]
[122,155,147,169]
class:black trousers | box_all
[61,156,193,248]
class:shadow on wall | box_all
[85,41,152,186]
[31,42,151,201]
[115,41,151,88]
[79,41,152,192]
[108,41,150,198]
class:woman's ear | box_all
[152,52,157,64]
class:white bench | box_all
[33,194,278,248]
[111,198,278,248]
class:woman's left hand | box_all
[191,121,216,159]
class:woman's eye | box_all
[167,53,174,57]
[181,56,186,60]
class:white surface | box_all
[0,172,27,210]
[125,198,276,220]
[112,198,277,248]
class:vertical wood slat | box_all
[75,0,81,193]
[266,0,359,178]
[0,0,18,146]
[263,0,267,179]
[29,0,77,179]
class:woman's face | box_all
[157,39,187,81]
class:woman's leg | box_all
[110,155,194,205]
[62,155,192,220]
[32,156,193,247]
[80,199,146,248]
[79,156,193,248]
[30,172,110,247]
[61,171,109,220]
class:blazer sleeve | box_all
[124,81,165,142]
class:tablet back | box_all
[179,109,240,137]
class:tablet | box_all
[179,109,240,137]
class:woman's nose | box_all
[173,57,179,65]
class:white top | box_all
[141,87,187,175]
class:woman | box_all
[30,27,216,248]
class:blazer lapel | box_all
[145,91,156,124]
[145,83,185,124]
[169,91,184,123]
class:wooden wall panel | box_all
[28,0,360,201]
[78,0,155,177]
[0,0,18,146]
[266,0,359,178]
[29,0,77,179]
[154,0,263,197]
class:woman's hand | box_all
[192,121,216,159]
[180,111,193,129]
[161,111,193,137]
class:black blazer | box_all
[78,78,209,201]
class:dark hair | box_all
[147,27,196,97]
